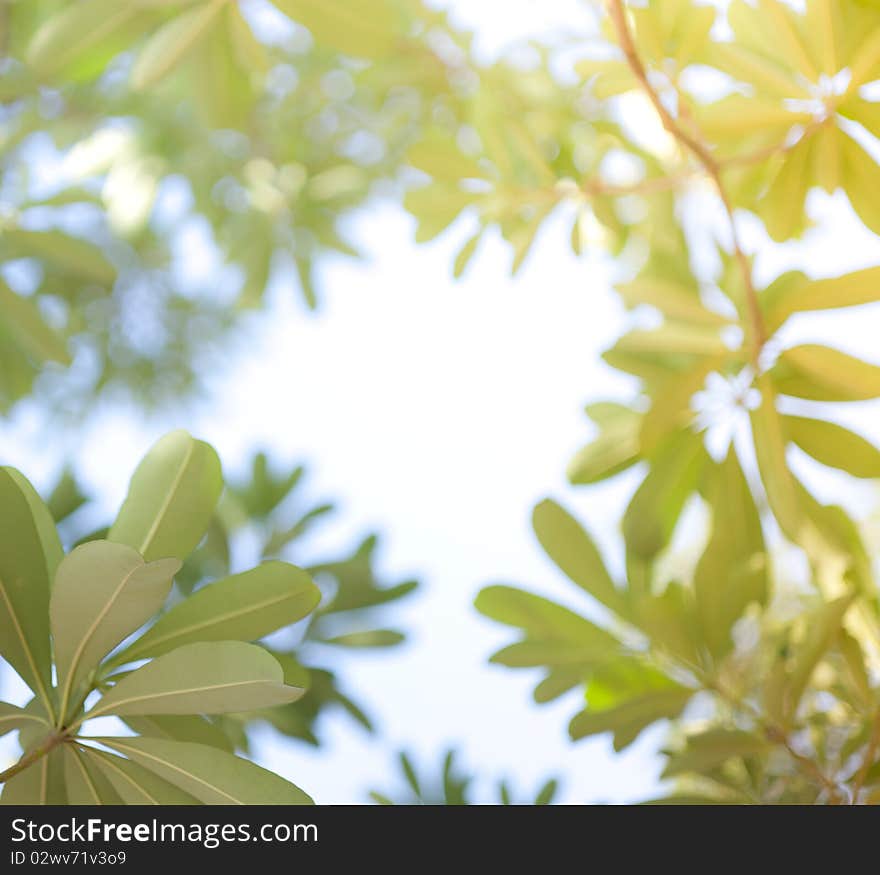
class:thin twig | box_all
[851,711,880,804]
[706,677,843,803]
[604,0,767,357]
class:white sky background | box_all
[2,0,880,803]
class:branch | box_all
[0,731,65,786]
[706,677,843,803]
[604,0,767,356]
[850,711,880,803]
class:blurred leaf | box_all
[567,403,641,485]
[771,345,880,401]
[785,414,880,478]
[661,729,768,779]
[694,450,768,659]
[750,376,803,542]
[272,0,398,59]
[570,687,692,750]
[532,499,626,615]
[0,281,70,365]
[784,594,855,722]
[623,429,707,559]
[320,629,405,647]
[132,3,225,90]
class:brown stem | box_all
[706,677,843,802]
[604,0,767,358]
[0,731,65,785]
[850,712,880,804]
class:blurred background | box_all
[2,0,880,803]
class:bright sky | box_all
[2,0,880,804]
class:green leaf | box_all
[761,267,880,334]
[762,137,814,242]
[771,345,880,401]
[89,748,201,805]
[272,0,397,59]
[98,736,313,804]
[0,701,47,738]
[408,135,485,182]
[532,499,626,615]
[633,583,701,667]
[320,629,404,648]
[694,450,768,658]
[0,748,66,805]
[399,752,421,797]
[662,729,768,779]
[842,131,880,236]
[0,281,71,365]
[2,230,115,284]
[567,404,642,484]
[87,641,304,719]
[785,414,880,478]
[51,541,181,722]
[0,467,62,711]
[784,594,855,721]
[47,470,89,524]
[63,745,123,805]
[613,323,730,358]
[122,714,235,753]
[569,688,692,750]
[490,640,614,668]
[534,778,559,805]
[638,356,723,454]
[750,376,804,542]
[404,184,474,243]
[108,430,223,562]
[534,670,583,703]
[475,585,619,649]
[115,561,319,663]
[26,0,142,79]
[617,277,728,326]
[132,3,226,90]
[623,430,707,559]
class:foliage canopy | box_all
[3,0,880,804]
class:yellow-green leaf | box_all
[132,2,225,90]
[694,449,768,658]
[771,344,880,401]
[272,0,397,59]
[532,499,625,615]
[749,376,803,541]
[785,414,880,478]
